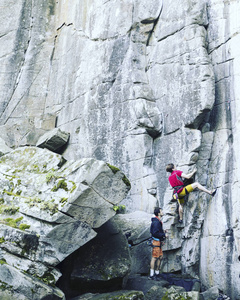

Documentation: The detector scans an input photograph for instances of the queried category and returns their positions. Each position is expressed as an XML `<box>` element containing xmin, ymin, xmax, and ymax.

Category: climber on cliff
<box><xmin>166</xmin><ymin>163</ymin><xmax>217</xmax><ymax>223</ymax></box>
<box><xmin>148</xmin><ymin>207</ymin><xmax>167</xmax><ymax>280</ymax></box>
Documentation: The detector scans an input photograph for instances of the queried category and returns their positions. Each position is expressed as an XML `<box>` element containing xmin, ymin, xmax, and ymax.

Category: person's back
<box><xmin>150</xmin><ymin>217</ymin><xmax>165</xmax><ymax>241</ymax></box>
<box><xmin>168</xmin><ymin>170</ymin><xmax>184</xmax><ymax>192</ymax></box>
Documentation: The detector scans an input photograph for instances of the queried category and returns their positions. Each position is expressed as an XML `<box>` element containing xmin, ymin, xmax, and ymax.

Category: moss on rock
<box><xmin>122</xmin><ymin>175</ymin><xmax>131</xmax><ymax>187</ymax></box>
<box><xmin>107</xmin><ymin>163</ymin><xmax>120</xmax><ymax>174</ymax></box>
<box><xmin>51</xmin><ymin>179</ymin><xmax>68</xmax><ymax>192</ymax></box>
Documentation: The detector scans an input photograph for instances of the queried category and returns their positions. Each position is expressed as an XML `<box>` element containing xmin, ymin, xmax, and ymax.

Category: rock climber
<box><xmin>149</xmin><ymin>207</ymin><xmax>167</xmax><ymax>280</ymax></box>
<box><xmin>166</xmin><ymin>163</ymin><xmax>217</xmax><ymax>223</ymax></box>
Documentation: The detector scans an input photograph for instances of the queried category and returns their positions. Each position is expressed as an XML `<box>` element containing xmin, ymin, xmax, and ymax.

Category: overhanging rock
<box><xmin>36</xmin><ymin>128</ymin><xmax>70</xmax><ymax>153</ymax></box>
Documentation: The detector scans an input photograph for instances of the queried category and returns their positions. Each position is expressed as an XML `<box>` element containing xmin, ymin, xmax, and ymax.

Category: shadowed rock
<box><xmin>36</xmin><ymin>128</ymin><xmax>70</xmax><ymax>153</ymax></box>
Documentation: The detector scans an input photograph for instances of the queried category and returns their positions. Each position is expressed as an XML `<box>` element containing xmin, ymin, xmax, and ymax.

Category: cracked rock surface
<box><xmin>0</xmin><ymin>0</ymin><xmax>240</xmax><ymax>299</ymax></box>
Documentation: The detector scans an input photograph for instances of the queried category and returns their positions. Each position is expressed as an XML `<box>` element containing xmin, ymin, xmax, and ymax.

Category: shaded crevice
<box><xmin>146</xmin><ymin>2</ymin><xmax>163</xmax><ymax>46</ymax></box>
<box><xmin>56</xmin><ymin>22</ymin><xmax>73</xmax><ymax>31</ymax></box>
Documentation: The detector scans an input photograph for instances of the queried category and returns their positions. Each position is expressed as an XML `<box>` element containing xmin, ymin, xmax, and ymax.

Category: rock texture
<box><xmin>0</xmin><ymin>0</ymin><xmax>240</xmax><ymax>299</ymax></box>
<box><xmin>36</xmin><ymin>128</ymin><xmax>70</xmax><ymax>153</ymax></box>
<box><xmin>0</xmin><ymin>146</ymin><xmax>130</xmax><ymax>299</ymax></box>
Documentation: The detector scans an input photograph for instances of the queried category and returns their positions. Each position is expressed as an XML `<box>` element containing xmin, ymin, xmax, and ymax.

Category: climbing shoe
<box><xmin>211</xmin><ymin>189</ymin><xmax>217</xmax><ymax>197</ymax></box>
<box><xmin>178</xmin><ymin>219</ymin><xmax>183</xmax><ymax>224</ymax></box>
<box><xmin>148</xmin><ymin>275</ymin><xmax>157</xmax><ymax>281</ymax></box>
<box><xmin>155</xmin><ymin>274</ymin><xmax>162</xmax><ymax>281</ymax></box>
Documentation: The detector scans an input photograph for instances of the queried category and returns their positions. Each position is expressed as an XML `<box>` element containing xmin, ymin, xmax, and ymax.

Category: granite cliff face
<box><xmin>0</xmin><ymin>0</ymin><xmax>240</xmax><ymax>299</ymax></box>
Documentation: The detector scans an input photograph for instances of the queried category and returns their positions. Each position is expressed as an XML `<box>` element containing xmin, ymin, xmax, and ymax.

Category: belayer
<box><xmin>166</xmin><ymin>163</ymin><xmax>217</xmax><ymax>223</ymax></box>
<box><xmin>149</xmin><ymin>207</ymin><xmax>167</xmax><ymax>280</ymax></box>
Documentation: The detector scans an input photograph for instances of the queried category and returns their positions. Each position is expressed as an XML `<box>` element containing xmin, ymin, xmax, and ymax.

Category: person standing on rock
<box><xmin>149</xmin><ymin>207</ymin><xmax>167</xmax><ymax>280</ymax></box>
<box><xmin>166</xmin><ymin>163</ymin><xmax>217</xmax><ymax>223</ymax></box>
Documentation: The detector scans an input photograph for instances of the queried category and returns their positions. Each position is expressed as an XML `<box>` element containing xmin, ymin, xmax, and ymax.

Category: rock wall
<box><xmin>0</xmin><ymin>0</ymin><xmax>240</xmax><ymax>298</ymax></box>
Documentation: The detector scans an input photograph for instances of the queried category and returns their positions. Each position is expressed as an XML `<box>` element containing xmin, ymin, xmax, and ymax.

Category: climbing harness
<box><xmin>172</xmin><ymin>176</ymin><xmax>193</xmax><ymax>200</ymax></box>
<box><xmin>172</xmin><ymin>185</ymin><xmax>184</xmax><ymax>200</ymax></box>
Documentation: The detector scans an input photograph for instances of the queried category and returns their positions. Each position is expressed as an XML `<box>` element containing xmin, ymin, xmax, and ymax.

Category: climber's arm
<box><xmin>181</xmin><ymin>168</ymin><xmax>197</xmax><ymax>179</ymax></box>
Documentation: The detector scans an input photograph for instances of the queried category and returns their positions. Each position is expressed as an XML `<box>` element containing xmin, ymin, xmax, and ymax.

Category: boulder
<box><xmin>200</xmin><ymin>286</ymin><xmax>219</xmax><ymax>300</ymax></box>
<box><xmin>161</xmin><ymin>286</ymin><xmax>200</xmax><ymax>300</ymax></box>
<box><xmin>113</xmin><ymin>211</ymin><xmax>152</xmax><ymax>275</ymax></box>
<box><xmin>36</xmin><ymin>128</ymin><xmax>70</xmax><ymax>153</ymax></box>
<box><xmin>0</xmin><ymin>146</ymin><xmax>130</xmax><ymax>299</ymax></box>
<box><xmin>125</xmin><ymin>274</ymin><xmax>169</xmax><ymax>295</ymax></box>
<box><xmin>56</xmin><ymin>217</ymin><xmax>132</xmax><ymax>298</ymax></box>
<box><xmin>0</xmin><ymin>263</ymin><xmax>65</xmax><ymax>300</ymax></box>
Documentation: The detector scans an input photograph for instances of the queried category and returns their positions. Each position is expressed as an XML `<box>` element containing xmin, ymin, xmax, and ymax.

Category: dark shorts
<box><xmin>152</xmin><ymin>240</ymin><xmax>163</xmax><ymax>258</ymax></box>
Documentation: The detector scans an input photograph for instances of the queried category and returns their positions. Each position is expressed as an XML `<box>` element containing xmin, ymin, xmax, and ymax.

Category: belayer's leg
<box><xmin>155</xmin><ymin>256</ymin><xmax>162</xmax><ymax>272</ymax></box>
<box><xmin>149</xmin><ymin>257</ymin><xmax>157</xmax><ymax>279</ymax></box>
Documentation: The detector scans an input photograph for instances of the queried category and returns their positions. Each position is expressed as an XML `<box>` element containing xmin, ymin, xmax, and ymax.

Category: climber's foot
<box><xmin>211</xmin><ymin>189</ymin><xmax>217</xmax><ymax>197</ymax></box>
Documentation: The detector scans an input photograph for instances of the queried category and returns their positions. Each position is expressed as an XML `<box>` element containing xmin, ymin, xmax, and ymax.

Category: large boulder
<box><xmin>0</xmin><ymin>146</ymin><xmax>130</xmax><ymax>299</ymax></box>
<box><xmin>0</xmin><ymin>263</ymin><xmax>65</xmax><ymax>300</ymax></box>
<box><xmin>113</xmin><ymin>211</ymin><xmax>152</xmax><ymax>275</ymax></box>
<box><xmin>56</xmin><ymin>216</ymin><xmax>132</xmax><ymax>298</ymax></box>
<box><xmin>36</xmin><ymin>128</ymin><xmax>70</xmax><ymax>153</ymax></box>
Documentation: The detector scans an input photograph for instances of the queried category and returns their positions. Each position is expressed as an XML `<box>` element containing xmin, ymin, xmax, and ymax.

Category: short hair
<box><xmin>166</xmin><ymin>163</ymin><xmax>174</xmax><ymax>173</ymax></box>
<box><xmin>154</xmin><ymin>207</ymin><xmax>162</xmax><ymax>216</ymax></box>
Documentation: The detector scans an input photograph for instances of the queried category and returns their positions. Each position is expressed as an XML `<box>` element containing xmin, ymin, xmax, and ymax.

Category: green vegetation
<box><xmin>1</xmin><ymin>216</ymin><xmax>23</xmax><ymax>228</ymax></box>
<box><xmin>46</xmin><ymin>170</ymin><xmax>58</xmax><ymax>183</ymax></box>
<box><xmin>19</xmin><ymin>224</ymin><xmax>31</xmax><ymax>231</ymax></box>
<box><xmin>0</xmin><ymin>259</ymin><xmax>6</xmax><ymax>265</ymax></box>
<box><xmin>33</xmin><ymin>272</ymin><xmax>56</xmax><ymax>286</ymax></box>
<box><xmin>33</xmin><ymin>165</ymin><xmax>40</xmax><ymax>172</ymax></box>
<box><xmin>2</xmin><ymin>189</ymin><xmax>25</xmax><ymax>199</ymax></box>
<box><xmin>122</xmin><ymin>175</ymin><xmax>131</xmax><ymax>187</ymax></box>
<box><xmin>60</xmin><ymin>197</ymin><xmax>68</xmax><ymax>206</ymax></box>
<box><xmin>0</xmin><ymin>205</ymin><xmax>19</xmax><ymax>215</ymax></box>
<box><xmin>107</xmin><ymin>163</ymin><xmax>120</xmax><ymax>174</ymax></box>
<box><xmin>51</xmin><ymin>179</ymin><xmax>68</xmax><ymax>192</ymax></box>
<box><xmin>0</xmin><ymin>216</ymin><xmax>30</xmax><ymax>231</ymax></box>
<box><xmin>24</xmin><ymin>196</ymin><xmax>59</xmax><ymax>215</ymax></box>
<box><xmin>113</xmin><ymin>205</ymin><xmax>126</xmax><ymax>214</ymax></box>
<box><xmin>69</xmin><ymin>180</ymin><xmax>76</xmax><ymax>193</ymax></box>
<box><xmin>0</xmin><ymin>198</ymin><xmax>4</xmax><ymax>205</ymax></box>
<box><xmin>162</xmin><ymin>291</ymin><xmax>192</xmax><ymax>300</ymax></box>
<box><xmin>24</xmin><ymin>197</ymin><xmax>42</xmax><ymax>208</ymax></box>
<box><xmin>0</xmin><ymin>280</ymin><xmax>8</xmax><ymax>291</ymax></box>
<box><xmin>40</xmin><ymin>201</ymin><xmax>58</xmax><ymax>215</ymax></box>
<box><xmin>0</xmin><ymin>237</ymin><xmax>5</xmax><ymax>243</ymax></box>
<box><xmin>107</xmin><ymin>163</ymin><xmax>131</xmax><ymax>187</ymax></box>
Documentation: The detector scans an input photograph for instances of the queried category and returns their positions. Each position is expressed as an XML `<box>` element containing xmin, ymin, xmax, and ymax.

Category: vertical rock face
<box><xmin>0</xmin><ymin>0</ymin><xmax>240</xmax><ymax>299</ymax></box>
<box><xmin>199</xmin><ymin>1</ymin><xmax>240</xmax><ymax>299</ymax></box>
